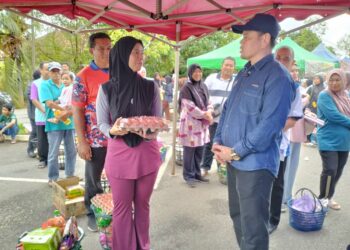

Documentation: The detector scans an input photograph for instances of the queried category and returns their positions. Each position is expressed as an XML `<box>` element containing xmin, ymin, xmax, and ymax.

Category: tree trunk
<box><xmin>15</xmin><ymin>56</ymin><xmax>25</xmax><ymax>107</ymax></box>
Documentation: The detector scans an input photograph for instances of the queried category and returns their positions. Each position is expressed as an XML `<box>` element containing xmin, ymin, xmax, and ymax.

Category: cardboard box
<box><xmin>52</xmin><ymin>177</ymin><xmax>87</xmax><ymax>218</ymax></box>
<box><xmin>20</xmin><ymin>227</ymin><xmax>61</xmax><ymax>250</ymax></box>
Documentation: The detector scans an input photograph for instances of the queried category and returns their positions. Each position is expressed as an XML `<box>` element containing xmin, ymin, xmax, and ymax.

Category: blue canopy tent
<box><xmin>312</xmin><ymin>43</ymin><xmax>340</xmax><ymax>67</ymax></box>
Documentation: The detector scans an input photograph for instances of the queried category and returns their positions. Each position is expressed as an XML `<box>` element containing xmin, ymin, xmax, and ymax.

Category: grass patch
<box><xmin>17</xmin><ymin>123</ymin><xmax>28</xmax><ymax>135</ymax></box>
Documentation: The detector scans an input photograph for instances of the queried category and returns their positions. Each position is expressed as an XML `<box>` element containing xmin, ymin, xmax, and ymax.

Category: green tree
<box><xmin>22</xmin><ymin>14</ymin><xmax>99</xmax><ymax>72</ymax></box>
<box><xmin>305</xmin><ymin>17</ymin><xmax>327</xmax><ymax>37</ymax></box>
<box><xmin>109</xmin><ymin>30</ymin><xmax>175</xmax><ymax>77</ymax></box>
<box><xmin>326</xmin><ymin>45</ymin><xmax>336</xmax><ymax>55</ymax></box>
<box><xmin>337</xmin><ymin>34</ymin><xmax>350</xmax><ymax>56</ymax></box>
<box><xmin>290</xmin><ymin>29</ymin><xmax>321</xmax><ymax>51</ymax></box>
<box><xmin>288</xmin><ymin>16</ymin><xmax>327</xmax><ymax>52</ymax></box>
<box><xmin>0</xmin><ymin>10</ymin><xmax>30</xmax><ymax>107</ymax></box>
<box><xmin>180</xmin><ymin>31</ymin><xmax>240</xmax><ymax>75</ymax></box>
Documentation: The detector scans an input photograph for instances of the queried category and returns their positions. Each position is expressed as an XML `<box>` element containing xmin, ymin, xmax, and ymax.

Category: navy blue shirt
<box><xmin>214</xmin><ymin>54</ymin><xmax>295</xmax><ymax>177</ymax></box>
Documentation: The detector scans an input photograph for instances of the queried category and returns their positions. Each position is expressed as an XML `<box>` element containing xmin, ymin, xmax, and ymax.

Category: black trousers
<box><xmin>85</xmin><ymin>147</ymin><xmax>107</xmax><ymax>215</ymax></box>
<box><xmin>269</xmin><ymin>158</ymin><xmax>287</xmax><ymax>227</ymax></box>
<box><xmin>227</xmin><ymin>165</ymin><xmax>274</xmax><ymax>250</ymax></box>
<box><xmin>183</xmin><ymin>146</ymin><xmax>204</xmax><ymax>181</ymax></box>
<box><xmin>36</xmin><ymin>125</ymin><xmax>48</xmax><ymax>164</ymax></box>
<box><xmin>201</xmin><ymin>122</ymin><xmax>218</xmax><ymax>170</ymax></box>
<box><xmin>27</xmin><ymin>118</ymin><xmax>37</xmax><ymax>153</ymax></box>
<box><xmin>319</xmin><ymin>151</ymin><xmax>348</xmax><ymax>199</ymax></box>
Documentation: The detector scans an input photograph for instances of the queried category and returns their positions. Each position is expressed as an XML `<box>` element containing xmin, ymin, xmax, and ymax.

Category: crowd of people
<box><xmin>1</xmin><ymin>11</ymin><xmax>350</xmax><ymax>250</ymax></box>
<box><xmin>178</xmin><ymin>13</ymin><xmax>350</xmax><ymax>250</ymax></box>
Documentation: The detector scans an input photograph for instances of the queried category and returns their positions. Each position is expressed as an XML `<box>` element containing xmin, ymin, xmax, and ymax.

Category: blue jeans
<box><xmin>0</xmin><ymin>123</ymin><xmax>19</xmax><ymax>139</ymax></box>
<box><xmin>283</xmin><ymin>142</ymin><xmax>301</xmax><ymax>204</ymax></box>
<box><xmin>47</xmin><ymin>130</ymin><xmax>76</xmax><ymax>181</ymax></box>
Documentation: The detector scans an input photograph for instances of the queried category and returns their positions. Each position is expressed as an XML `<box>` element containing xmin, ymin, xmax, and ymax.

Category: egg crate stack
<box><xmin>119</xmin><ymin>116</ymin><xmax>169</xmax><ymax>134</ymax></box>
<box><xmin>91</xmin><ymin>193</ymin><xmax>114</xmax><ymax>250</ymax></box>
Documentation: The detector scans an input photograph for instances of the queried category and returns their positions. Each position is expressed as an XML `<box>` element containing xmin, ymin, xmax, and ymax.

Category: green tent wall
<box><xmin>187</xmin><ymin>37</ymin><xmax>335</xmax><ymax>73</ymax></box>
<box><xmin>187</xmin><ymin>38</ymin><xmax>247</xmax><ymax>71</ymax></box>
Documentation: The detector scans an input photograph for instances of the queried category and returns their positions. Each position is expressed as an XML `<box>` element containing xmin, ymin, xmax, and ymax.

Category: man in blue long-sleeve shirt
<box><xmin>212</xmin><ymin>14</ymin><xmax>295</xmax><ymax>250</ymax></box>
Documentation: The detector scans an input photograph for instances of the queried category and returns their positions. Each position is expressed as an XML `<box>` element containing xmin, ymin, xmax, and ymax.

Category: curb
<box><xmin>154</xmin><ymin>146</ymin><xmax>172</xmax><ymax>190</ymax></box>
<box><xmin>3</xmin><ymin>134</ymin><xmax>29</xmax><ymax>142</ymax></box>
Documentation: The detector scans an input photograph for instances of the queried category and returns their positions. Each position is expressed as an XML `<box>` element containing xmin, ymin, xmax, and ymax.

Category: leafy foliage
<box><xmin>109</xmin><ymin>30</ymin><xmax>175</xmax><ymax>77</ymax></box>
<box><xmin>289</xmin><ymin>29</ymin><xmax>321</xmax><ymax>52</ymax></box>
<box><xmin>337</xmin><ymin>34</ymin><xmax>350</xmax><ymax>56</ymax></box>
<box><xmin>180</xmin><ymin>31</ymin><xmax>240</xmax><ymax>76</ymax></box>
<box><xmin>305</xmin><ymin>16</ymin><xmax>327</xmax><ymax>36</ymax></box>
<box><xmin>22</xmin><ymin>14</ymin><xmax>97</xmax><ymax>72</ymax></box>
<box><xmin>0</xmin><ymin>11</ymin><xmax>30</xmax><ymax>107</ymax></box>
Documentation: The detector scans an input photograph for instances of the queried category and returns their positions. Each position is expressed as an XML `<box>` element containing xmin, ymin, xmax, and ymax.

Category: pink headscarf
<box><xmin>345</xmin><ymin>71</ymin><xmax>350</xmax><ymax>90</ymax></box>
<box><xmin>326</xmin><ymin>69</ymin><xmax>350</xmax><ymax>117</ymax></box>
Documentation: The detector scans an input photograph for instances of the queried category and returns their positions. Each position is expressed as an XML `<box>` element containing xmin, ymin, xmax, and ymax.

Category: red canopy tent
<box><xmin>1</xmin><ymin>0</ymin><xmax>349</xmax><ymax>171</ymax></box>
<box><xmin>1</xmin><ymin>0</ymin><xmax>350</xmax><ymax>41</ymax></box>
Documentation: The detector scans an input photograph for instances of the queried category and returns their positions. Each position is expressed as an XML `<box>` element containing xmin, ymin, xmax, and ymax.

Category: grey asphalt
<box><xmin>1</xmin><ymin>110</ymin><xmax>349</xmax><ymax>249</ymax></box>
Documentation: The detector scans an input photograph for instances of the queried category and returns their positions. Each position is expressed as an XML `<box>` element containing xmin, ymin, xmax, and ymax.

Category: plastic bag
<box><xmin>292</xmin><ymin>192</ymin><xmax>324</xmax><ymax>212</ymax></box>
<box><xmin>292</xmin><ymin>194</ymin><xmax>315</xmax><ymax>212</ymax></box>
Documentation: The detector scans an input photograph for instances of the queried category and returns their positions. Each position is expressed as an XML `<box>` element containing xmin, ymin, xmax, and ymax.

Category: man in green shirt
<box><xmin>38</xmin><ymin>62</ymin><xmax>76</xmax><ymax>186</ymax></box>
<box><xmin>0</xmin><ymin>103</ymin><xmax>18</xmax><ymax>143</ymax></box>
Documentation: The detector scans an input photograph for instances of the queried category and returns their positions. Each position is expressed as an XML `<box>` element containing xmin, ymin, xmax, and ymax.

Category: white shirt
<box><xmin>204</xmin><ymin>73</ymin><xmax>235</xmax><ymax>123</ymax></box>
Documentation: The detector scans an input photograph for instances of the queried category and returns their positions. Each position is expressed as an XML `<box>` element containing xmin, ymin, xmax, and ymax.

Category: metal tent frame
<box><xmin>1</xmin><ymin>0</ymin><xmax>349</xmax><ymax>173</ymax></box>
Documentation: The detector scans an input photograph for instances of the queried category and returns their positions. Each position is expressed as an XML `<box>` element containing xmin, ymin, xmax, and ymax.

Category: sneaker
<box><xmin>87</xmin><ymin>215</ymin><xmax>98</xmax><ymax>232</ymax></box>
<box><xmin>28</xmin><ymin>151</ymin><xmax>36</xmax><ymax>158</ymax></box>
<box><xmin>185</xmin><ymin>180</ymin><xmax>196</xmax><ymax>188</ymax></box>
<box><xmin>11</xmin><ymin>139</ymin><xmax>16</xmax><ymax>144</ymax></box>
<box><xmin>38</xmin><ymin>162</ymin><xmax>47</xmax><ymax>169</ymax></box>
<box><xmin>268</xmin><ymin>224</ymin><xmax>278</xmax><ymax>234</ymax></box>
<box><xmin>281</xmin><ymin>204</ymin><xmax>287</xmax><ymax>213</ymax></box>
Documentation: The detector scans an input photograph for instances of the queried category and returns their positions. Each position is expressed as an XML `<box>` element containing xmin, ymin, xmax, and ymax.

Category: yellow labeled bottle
<box><xmin>53</xmin><ymin>109</ymin><xmax>71</xmax><ymax>125</ymax></box>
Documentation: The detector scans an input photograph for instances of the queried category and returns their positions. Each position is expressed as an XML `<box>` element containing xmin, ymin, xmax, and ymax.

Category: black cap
<box><xmin>232</xmin><ymin>13</ymin><xmax>280</xmax><ymax>38</ymax></box>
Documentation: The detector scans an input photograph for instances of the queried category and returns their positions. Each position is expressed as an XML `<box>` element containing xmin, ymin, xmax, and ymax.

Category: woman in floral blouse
<box><xmin>178</xmin><ymin>64</ymin><xmax>213</xmax><ymax>187</ymax></box>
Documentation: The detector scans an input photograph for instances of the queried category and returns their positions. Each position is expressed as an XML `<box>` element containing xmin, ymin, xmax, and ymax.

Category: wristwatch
<box><xmin>230</xmin><ymin>148</ymin><xmax>241</xmax><ymax>161</ymax></box>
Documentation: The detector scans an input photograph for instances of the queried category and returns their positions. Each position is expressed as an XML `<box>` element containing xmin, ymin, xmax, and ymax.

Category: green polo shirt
<box><xmin>38</xmin><ymin>79</ymin><xmax>74</xmax><ymax>132</ymax></box>
<box><xmin>0</xmin><ymin>113</ymin><xmax>16</xmax><ymax>124</ymax></box>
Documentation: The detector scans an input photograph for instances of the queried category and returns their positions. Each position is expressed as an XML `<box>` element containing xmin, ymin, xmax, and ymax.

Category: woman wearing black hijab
<box><xmin>178</xmin><ymin>64</ymin><xmax>213</xmax><ymax>187</ymax></box>
<box><xmin>307</xmin><ymin>74</ymin><xmax>325</xmax><ymax>114</ymax></box>
<box><xmin>306</xmin><ymin>74</ymin><xmax>325</xmax><ymax>143</ymax></box>
<box><xmin>96</xmin><ymin>36</ymin><xmax>161</xmax><ymax>250</ymax></box>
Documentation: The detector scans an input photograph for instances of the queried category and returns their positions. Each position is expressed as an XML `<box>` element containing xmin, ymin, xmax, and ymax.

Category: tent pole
<box><xmin>31</xmin><ymin>19</ymin><xmax>35</xmax><ymax>72</ymax></box>
<box><xmin>171</xmin><ymin>22</ymin><xmax>181</xmax><ymax>175</ymax></box>
<box><xmin>4</xmin><ymin>8</ymin><xmax>74</xmax><ymax>33</ymax></box>
<box><xmin>281</xmin><ymin>10</ymin><xmax>349</xmax><ymax>36</ymax></box>
<box><xmin>73</xmin><ymin>0</ymin><xmax>120</xmax><ymax>34</ymax></box>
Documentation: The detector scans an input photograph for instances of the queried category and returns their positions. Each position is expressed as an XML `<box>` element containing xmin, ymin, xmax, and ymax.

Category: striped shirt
<box><xmin>204</xmin><ymin>73</ymin><xmax>235</xmax><ymax>123</ymax></box>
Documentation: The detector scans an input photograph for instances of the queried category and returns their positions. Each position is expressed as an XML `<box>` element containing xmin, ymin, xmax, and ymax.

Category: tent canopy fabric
<box><xmin>274</xmin><ymin>37</ymin><xmax>336</xmax><ymax>70</ymax></box>
<box><xmin>188</xmin><ymin>36</ymin><xmax>337</xmax><ymax>71</ymax></box>
<box><xmin>1</xmin><ymin>1</ymin><xmax>350</xmax><ymax>42</ymax></box>
<box><xmin>312</xmin><ymin>43</ymin><xmax>340</xmax><ymax>62</ymax></box>
<box><xmin>187</xmin><ymin>37</ymin><xmax>247</xmax><ymax>70</ymax></box>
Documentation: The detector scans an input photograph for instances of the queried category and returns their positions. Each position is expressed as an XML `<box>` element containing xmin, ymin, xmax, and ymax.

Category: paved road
<box><xmin>1</xmin><ymin>109</ymin><xmax>349</xmax><ymax>249</ymax></box>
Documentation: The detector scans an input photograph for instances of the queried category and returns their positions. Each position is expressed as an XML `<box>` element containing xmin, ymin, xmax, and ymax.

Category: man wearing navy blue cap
<box><xmin>212</xmin><ymin>13</ymin><xmax>295</xmax><ymax>250</ymax></box>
